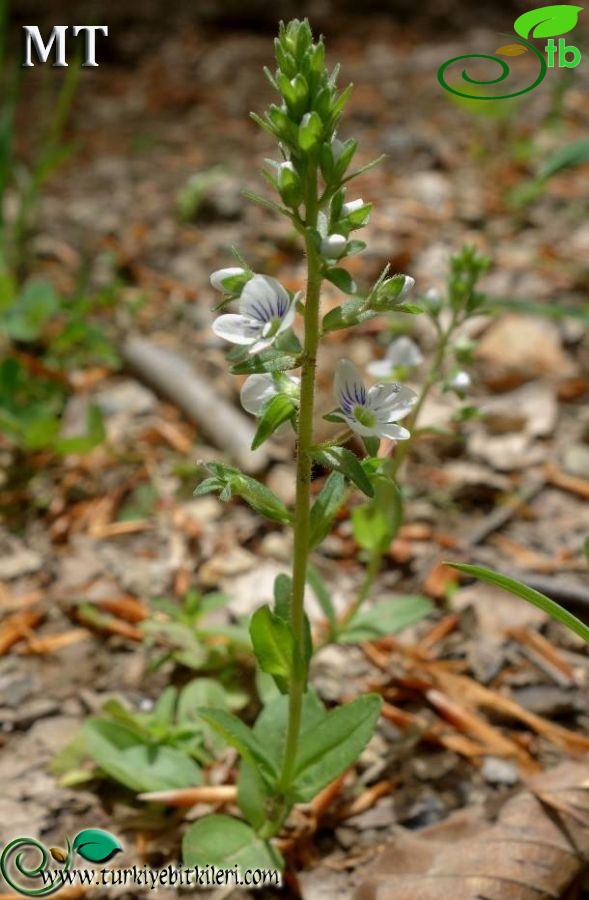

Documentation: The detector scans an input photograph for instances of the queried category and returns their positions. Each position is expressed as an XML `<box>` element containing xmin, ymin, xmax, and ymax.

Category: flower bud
<box><xmin>320</xmin><ymin>233</ymin><xmax>347</xmax><ymax>259</ymax></box>
<box><xmin>210</xmin><ymin>267</ymin><xmax>249</xmax><ymax>292</ymax></box>
<box><xmin>446</xmin><ymin>370</ymin><xmax>472</xmax><ymax>395</ymax></box>
<box><xmin>341</xmin><ymin>198</ymin><xmax>364</xmax><ymax>216</ymax></box>
<box><xmin>423</xmin><ymin>287</ymin><xmax>442</xmax><ymax>315</ymax></box>
<box><xmin>278</xmin><ymin>161</ymin><xmax>303</xmax><ymax>206</ymax></box>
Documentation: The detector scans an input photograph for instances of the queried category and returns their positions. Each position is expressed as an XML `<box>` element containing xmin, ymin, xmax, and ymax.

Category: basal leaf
<box><xmin>83</xmin><ymin>718</ymin><xmax>202</xmax><ymax>793</ymax></box>
<box><xmin>182</xmin><ymin>815</ymin><xmax>283</xmax><ymax>872</ymax></box>
<box><xmin>340</xmin><ymin>595</ymin><xmax>433</xmax><ymax>643</ymax></box>
<box><xmin>198</xmin><ymin>708</ymin><xmax>278</xmax><ymax>783</ymax></box>
<box><xmin>293</xmin><ymin>694</ymin><xmax>381</xmax><ymax>801</ymax></box>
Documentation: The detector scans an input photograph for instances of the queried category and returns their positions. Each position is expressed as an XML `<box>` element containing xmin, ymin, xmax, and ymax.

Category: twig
<box><xmin>466</xmin><ymin>475</ymin><xmax>546</xmax><ymax>547</ymax></box>
<box><xmin>121</xmin><ymin>335</ymin><xmax>269</xmax><ymax>474</ymax></box>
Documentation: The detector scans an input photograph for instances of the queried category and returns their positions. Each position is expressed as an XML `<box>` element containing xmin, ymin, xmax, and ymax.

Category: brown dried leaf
<box><xmin>355</xmin><ymin>762</ymin><xmax>589</xmax><ymax>900</ymax></box>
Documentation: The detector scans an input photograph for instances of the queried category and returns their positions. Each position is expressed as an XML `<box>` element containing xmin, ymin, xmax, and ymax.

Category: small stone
<box><xmin>481</xmin><ymin>756</ymin><xmax>519</xmax><ymax>786</ymax></box>
<box><xmin>412</xmin><ymin>752</ymin><xmax>458</xmax><ymax>781</ymax></box>
<box><xmin>95</xmin><ymin>380</ymin><xmax>157</xmax><ymax>417</ymax></box>
<box><xmin>563</xmin><ymin>444</ymin><xmax>589</xmax><ymax>479</ymax></box>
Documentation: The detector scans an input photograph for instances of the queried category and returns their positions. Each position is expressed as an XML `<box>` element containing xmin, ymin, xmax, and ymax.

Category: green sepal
<box><xmin>251</xmin><ymin>393</ymin><xmax>297</xmax><ymax>450</ymax></box>
<box><xmin>312</xmin><ymin>445</ymin><xmax>374</xmax><ymax>497</ymax></box>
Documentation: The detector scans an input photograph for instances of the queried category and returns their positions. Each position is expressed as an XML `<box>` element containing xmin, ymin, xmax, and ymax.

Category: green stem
<box><xmin>389</xmin><ymin>315</ymin><xmax>456</xmax><ymax>480</ymax></box>
<box><xmin>338</xmin><ymin>547</ymin><xmax>381</xmax><ymax>630</ymax></box>
<box><xmin>337</xmin><ymin>314</ymin><xmax>459</xmax><ymax>633</ymax></box>
<box><xmin>276</xmin><ymin>174</ymin><xmax>322</xmax><ymax>797</ymax></box>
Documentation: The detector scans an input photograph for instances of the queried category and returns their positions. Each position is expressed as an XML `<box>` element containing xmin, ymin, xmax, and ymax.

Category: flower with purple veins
<box><xmin>334</xmin><ymin>359</ymin><xmax>417</xmax><ymax>441</ymax></box>
<box><xmin>212</xmin><ymin>274</ymin><xmax>296</xmax><ymax>355</ymax></box>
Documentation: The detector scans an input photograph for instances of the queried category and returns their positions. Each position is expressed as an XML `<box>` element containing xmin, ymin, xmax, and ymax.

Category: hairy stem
<box><xmin>276</xmin><ymin>174</ymin><xmax>321</xmax><ymax>798</ymax></box>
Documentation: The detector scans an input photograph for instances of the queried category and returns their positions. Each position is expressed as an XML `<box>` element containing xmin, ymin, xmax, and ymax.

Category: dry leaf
<box><xmin>355</xmin><ymin>762</ymin><xmax>589</xmax><ymax>900</ymax></box>
<box><xmin>496</xmin><ymin>43</ymin><xmax>528</xmax><ymax>55</ymax></box>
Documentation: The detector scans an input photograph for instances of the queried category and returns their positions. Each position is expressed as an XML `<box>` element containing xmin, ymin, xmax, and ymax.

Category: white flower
<box><xmin>367</xmin><ymin>337</ymin><xmax>423</xmax><ymax>378</ymax></box>
<box><xmin>212</xmin><ymin>274</ymin><xmax>296</xmax><ymax>355</ymax></box>
<box><xmin>334</xmin><ymin>359</ymin><xmax>417</xmax><ymax>441</ymax></box>
<box><xmin>210</xmin><ymin>267</ymin><xmax>247</xmax><ymax>291</ymax></box>
<box><xmin>341</xmin><ymin>198</ymin><xmax>364</xmax><ymax>216</ymax></box>
<box><xmin>240</xmin><ymin>373</ymin><xmax>300</xmax><ymax>416</ymax></box>
<box><xmin>321</xmin><ymin>234</ymin><xmax>347</xmax><ymax>259</ymax></box>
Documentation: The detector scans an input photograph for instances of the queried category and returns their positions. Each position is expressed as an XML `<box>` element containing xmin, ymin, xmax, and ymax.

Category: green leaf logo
<box><xmin>514</xmin><ymin>5</ymin><xmax>583</xmax><ymax>39</ymax></box>
<box><xmin>72</xmin><ymin>829</ymin><xmax>123</xmax><ymax>864</ymax></box>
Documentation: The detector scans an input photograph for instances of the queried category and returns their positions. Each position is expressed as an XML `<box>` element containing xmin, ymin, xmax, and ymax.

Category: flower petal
<box><xmin>212</xmin><ymin>314</ymin><xmax>261</xmax><ymax>345</ymax></box>
<box><xmin>240</xmin><ymin>374</ymin><xmax>276</xmax><ymax>415</ymax></box>
<box><xmin>367</xmin><ymin>383</ymin><xmax>417</xmax><ymax>421</ymax></box>
<box><xmin>377</xmin><ymin>423</ymin><xmax>411</xmax><ymax>441</ymax></box>
<box><xmin>240</xmin><ymin>275</ymin><xmax>291</xmax><ymax>323</ymax></box>
<box><xmin>334</xmin><ymin>359</ymin><xmax>367</xmax><ymax>415</ymax></box>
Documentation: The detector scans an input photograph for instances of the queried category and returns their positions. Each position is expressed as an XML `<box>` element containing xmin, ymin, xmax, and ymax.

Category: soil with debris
<box><xmin>2</xmin><ymin>11</ymin><xmax>589</xmax><ymax>900</ymax></box>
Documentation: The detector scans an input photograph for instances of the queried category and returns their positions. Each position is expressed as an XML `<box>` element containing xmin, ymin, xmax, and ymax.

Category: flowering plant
<box><xmin>183</xmin><ymin>20</ymin><xmax>487</xmax><ymax>870</ymax></box>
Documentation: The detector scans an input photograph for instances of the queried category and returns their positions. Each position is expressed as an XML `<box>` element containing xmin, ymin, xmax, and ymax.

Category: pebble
<box><xmin>481</xmin><ymin>756</ymin><xmax>520</xmax><ymax>786</ymax></box>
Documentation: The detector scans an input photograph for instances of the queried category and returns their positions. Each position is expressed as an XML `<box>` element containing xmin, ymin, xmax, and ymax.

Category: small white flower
<box><xmin>331</xmin><ymin>138</ymin><xmax>345</xmax><ymax>162</ymax></box>
<box><xmin>341</xmin><ymin>198</ymin><xmax>364</xmax><ymax>216</ymax></box>
<box><xmin>334</xmin><ymin>359</ymin><xmax>417</xmax><ymax>441</ymax></box>
<box><xmin>212</xmin><ymin>274</ymin><xmax>296</xmax><ymax>355</ymax></box>
<box><xmin>210</xmin><ymin>267</ymin><xmax>247</xmax><ymax>291</ymax></box>
<box><xmin>320</xmin><ymin>234</ymin><xmax>347</xmax><ymax>259</ymax></box>
<box><xmin>367</xmin><ymin>337</ymin><xmax>423</xmax><ymax>378</ymax></box>
<box><xmin>447</xmin><ymin>370</ymin><xmax>472</xmax><ymax>392</ymax></box>
<box><xmin>240</xmin><ymin>373</ymin><xmax>300</xmax><ymax>416</ymax></box>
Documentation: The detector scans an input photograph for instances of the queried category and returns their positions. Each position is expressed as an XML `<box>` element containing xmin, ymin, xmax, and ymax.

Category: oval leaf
<box><xmin>514</xmin><ymin>5</ymin><xmax>583</xmax><ymax>39</ymax></box>
<box><xmin>183</xmin><ymin>815</ymin><xmax>282</xmax><ymax>873</ymax></box>
<box><xmin>496</xmin><ymin>43</ymin><xmax>528</xmax><ymax>55</ymax></box>
<box><xmin>73</xmin><ymin>829</ymin><xmax>122</xmax><ymax>864</ymax></box>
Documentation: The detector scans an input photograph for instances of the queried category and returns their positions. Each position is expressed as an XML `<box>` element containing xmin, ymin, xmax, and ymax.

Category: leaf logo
<box><xmin>72</xmin><ymin>829</ymin><xmax>123</xmax><ymax>864</ymax></box>
<box><xmin>514</xmin><ymin>4</ymin><xmax>583</xmax><ymax>39</ymax></box>
<box><xmin>496</xmin><ymin>43</ymin><xmax>528</xmax><ymax>55</ymax></box>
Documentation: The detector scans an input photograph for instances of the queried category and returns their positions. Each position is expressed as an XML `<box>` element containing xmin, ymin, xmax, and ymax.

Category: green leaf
<box><xmin>249</xmin><ymin>605</ymin><xmax>294</xmax><ymax>694</ymax></box>
<box><xmin>253</xmin><ymin>690</ymin><xmax>327</xmax><ymax>772</ymax></box>
<box><xmin>313</xmin><ymin>446</ymin><xmax>374</xmax><ymax>497</ymax></box>
<box><xmin>351</xmin><ymin>476</ymin><xmax>403</xmax><ymax>553</ymax></box>
<box><xmin>340</xmin><ymin>596</ymin><xmax>433</xmax><ymax>643</ymax></box>
<box><xmin>73</xmin><ymin>829</ymin><xmax>122</xmax><ymax>864</ymax></box>
<box><xmin>514</xmin><ymin>5</ymin><xmax>582</xmax><ymax>39</ymax></box>
<box><xmin>324</xmin><ymin>266</ymin><xmax>357</xmax><ymax>295</ymax></box>
<box><xmin>322</xmin><ymin>299</ymin><xmax>373</xmax><ymax>333</ymax></box>
<box><xmin>448</xmin><ymin>563</ymin><xmax>589</xmax><ymax>645</ymax></box>
<box><xmin>309</xmin><ymin>472</ymin><xmax>347</xmax><ymax>549</ymax></box>
<box><xmin>273</xmin><ymin>573</ymin><xmax>292</xmax><ymax>621</ymax></box>
<box><xmin>83</xmin><ymin>718</ymin><xmax>202</xmax><ymax>793</ymax></box>
<box><xmin>293</xmin><ymin>694</ymin><xmax>381</xmax><ymax>801</ymax></box>
<box><xmin>584</xmin><ymin>536</ymin><xmax>589</xmax><ymax>566</ymax></box>
<box><xmin>238</xmin><ymin>761</ymin><xmax>272</xmax><ymax>831</ymax></box>
<box><xmin>306</xmin><ymin>564</ymin><xmax>337</xmax><ymax>635</ymax></box>
<box><xmin>195</xmin><ymin>463</ymin><xmax>292</xmax><ymax>525</ymax></box>
<box><xmin>183</xmin><ymin>816</ymin><xmax>282</xmax><ymax>872</ymax></box>
<box><xmin>251</xmin><ymin>393</ymin><xmax>296</xmax><ymax>450</ymax></box>
<box><xmin>198</xmin><ymin>708</ymin><xmax>278</xmax><ymax>783</ymax></box>
<box><xmin>231</xmin><ymin>350</ymin><xmax>301</xmax><ymax>375</ymax></box>
<box><xmin>538</xmin><ymin>137</ymin><xmax>589</xmax><ymax>180</ymax></box>
<box><xmin>2</xmin><ymin>279</ymin><xmax>59</xmax><ymax>341</ymax></box>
